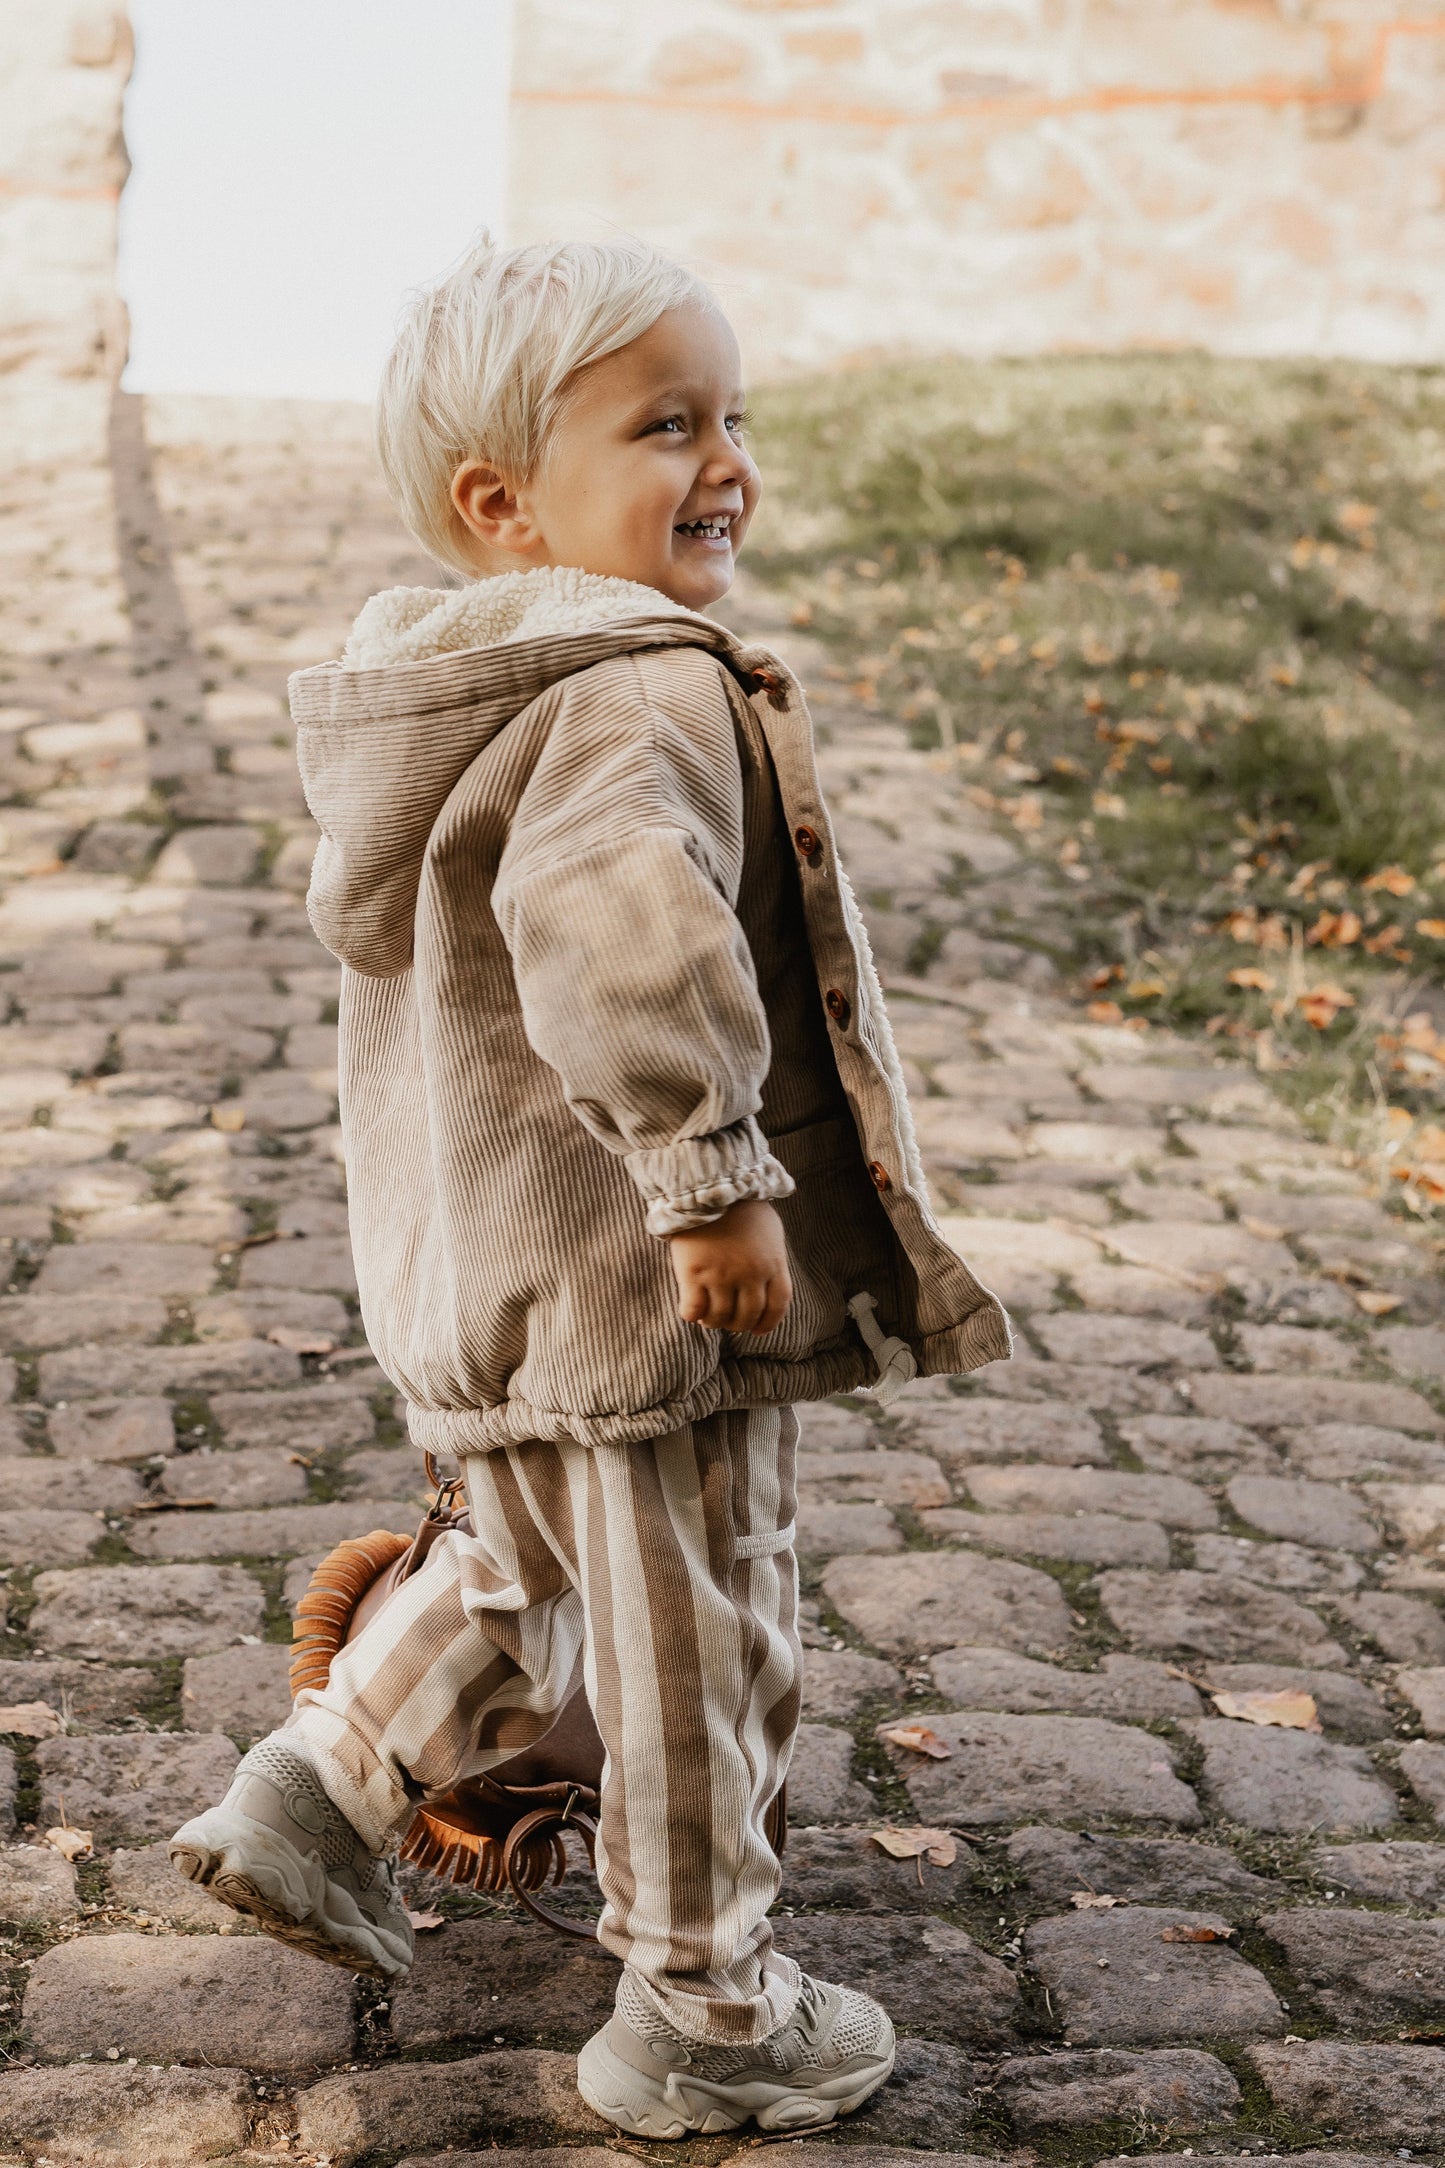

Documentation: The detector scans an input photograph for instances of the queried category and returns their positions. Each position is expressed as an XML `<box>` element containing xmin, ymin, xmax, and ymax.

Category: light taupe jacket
<box><xmin>290</xmin><ymin>567</ymin><xmax>1008</xmax><ymax>1455</ymax></box>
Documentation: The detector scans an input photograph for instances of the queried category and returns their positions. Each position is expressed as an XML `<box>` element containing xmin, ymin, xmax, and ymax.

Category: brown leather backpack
<box><xmin>290</xmin><ymin>1458</ymin><xmax>786</xmax><ymax>1938</ymax></box>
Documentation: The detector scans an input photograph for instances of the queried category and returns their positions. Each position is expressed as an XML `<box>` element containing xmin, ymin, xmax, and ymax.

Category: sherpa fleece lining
<box><xmin>344</xmin><ymin>566</ymin><xmax>691</xmax><ymax>670</ymax></box>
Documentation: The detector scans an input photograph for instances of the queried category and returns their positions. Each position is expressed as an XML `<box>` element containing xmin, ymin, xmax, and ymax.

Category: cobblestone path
<box><xmin>3</xmin><ymin>397</ymin><xmax>1445</xmax><ymax>2168</ymax></box>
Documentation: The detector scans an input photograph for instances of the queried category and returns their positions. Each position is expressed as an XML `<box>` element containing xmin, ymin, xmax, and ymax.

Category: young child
<box><xmin>170</xmin><ymin>236</ymin><xmax>1008</xmax><ymax>2138</ymax></box>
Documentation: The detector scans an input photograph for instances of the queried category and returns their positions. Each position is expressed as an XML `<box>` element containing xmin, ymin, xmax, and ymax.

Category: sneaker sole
<box><xmin>169</xmin><ymin>1808</ymin><xmax>412</xmax><ymax>1982</ymax></box>
<box><xmin>576</xmin><ymin>2029</ymin><xmax>896</xmax><ymax>2139</ymax></box>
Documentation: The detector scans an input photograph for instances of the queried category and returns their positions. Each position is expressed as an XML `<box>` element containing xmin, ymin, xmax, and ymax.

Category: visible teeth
<box><xmin>680</xmin><ymin>516</ymin><xmax>731</xmax><ymax>537</ymax></box>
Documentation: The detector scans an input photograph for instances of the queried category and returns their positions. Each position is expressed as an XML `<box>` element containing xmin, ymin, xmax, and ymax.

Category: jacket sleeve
<box><xmin>491</xmin><ymin>648</ymin><xmax>795</xmax><ymax>1236</ymax></box>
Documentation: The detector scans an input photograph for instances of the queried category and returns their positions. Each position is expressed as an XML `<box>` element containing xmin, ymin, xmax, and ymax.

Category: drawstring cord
<box><xmin>847</xmin><ymin>1291</ymin><xmax>918</xmax><ymax>1407</ymax></box>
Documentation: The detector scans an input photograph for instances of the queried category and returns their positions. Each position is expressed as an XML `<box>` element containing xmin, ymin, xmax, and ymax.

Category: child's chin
<box><xmin>671</xmin><ymin>560</ymin><xmax>734</xmax><ymax>607</ymax></box>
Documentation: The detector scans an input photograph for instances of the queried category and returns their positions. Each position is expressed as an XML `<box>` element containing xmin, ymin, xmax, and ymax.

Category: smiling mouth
<box><xmin>675</xmin><ymin>513</ymin><xmax>736</xmax><ymax>540</ymax></box>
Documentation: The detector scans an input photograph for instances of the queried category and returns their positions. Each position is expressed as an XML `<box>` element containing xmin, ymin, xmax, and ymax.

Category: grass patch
<box><xmin>746</xmin><ymin>353</ymin><xmax>1445</xmax><ymax>1186</ymax></box>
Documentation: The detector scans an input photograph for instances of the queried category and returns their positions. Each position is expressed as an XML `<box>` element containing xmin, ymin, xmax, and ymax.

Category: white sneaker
<box><xmin>168</xmin><ymin>1735</ymin><xmax>413</xmax><ymax>1981</ymax></box>
<box><xmin>577</xmin><ymin>1967</ymin><xmax>895</xmax><ymax>2137</ymax></box>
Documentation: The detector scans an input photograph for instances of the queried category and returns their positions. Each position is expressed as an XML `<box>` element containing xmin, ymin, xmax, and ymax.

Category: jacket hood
<box><xmin>288</xmin><ymin>567</ymin><xmax>737</xmax><ymax>977</ymax></box>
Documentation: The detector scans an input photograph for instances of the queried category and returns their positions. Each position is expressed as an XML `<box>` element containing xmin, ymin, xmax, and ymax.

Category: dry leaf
<box><xmin>1086</xmin><ymin>999</ymin><xmax>1123</xmax><ymax>1024</ymax></box>
<box><xmin>1307</xmin><ymin>909</ymin><xmax>1362</xmax><ymax>949</ymax></box>
<box><xmin>209</xmin><ymin>1103</ymin><xmax>246</xmax><ymax>1133</ymax></box>
<box><xmin>1416</xmin><ymin>920</ymin><xmax>1445</xmax><ymax>939</ymax></box>
<box><xmin>44</xmin><ymin>1825</ymin><xmax>93</xmax><ymax>1862</ymax></box>
<box><xmin>1296</xmin><ymin>983</ymin><xmax>1355</xmax><ymax>1029</ymax></box>
<box><xmin>1070</xmin><ymin>1891</ymin><xmax>1123</xmax><ymax>1910</ymax></box>
<box><xmin>877</xmin><ymin>1722</ymin><xmax>953</xmax><ymax>1760</ymax></box>
<box><xmin>1337</xmin><ymin>499</ymin><xmax>1379</xmax><ymax>538</ymax></box>
<box><xmin>1229</xmin><ymin>967</ymin><xmax>1274</xmax><ymax>991</ymax></box>
<box><xmin>1356</xmin><ymin>1289</ymin><xmax>1402</xmax><ymax>1317</ymax></box>
<box><xmin>0</xmin><ymin>1701</ymin><xmax>60</xmax><ymax>1738</ymax></box>
<box><xmin>871</xmin><ymin>1826</ymin><xmax>958</xmax><ymax>1868</ymax></box>
<box><xmin>1241</xmin><ymin>1215</ymin><xmax>1286</xmax><ymax>1242</ymax></box>
<box><xmin>1209</xmin><ymin>1687</ymin><xmax>1322</xmax><ymax>1733</ymax></box>
<box><xmin>1363</xmin><ymin>864</ymin><xmax>1414</xmax><ymax>895</ymax></box>
<box><xmin>1161</xmin><ymin>1924</ymin><xmax>1234</xmax><ymax>1943</ymax></box>
<box><xmin>267</xmin><ymin>1327</ymin><xmax>336</xmax><ymax>1355</ymax></box>
<box><xmin>406</xmin><ymin>1909</ymin><xmax>446</xmax><ymax>1931</ymax></box>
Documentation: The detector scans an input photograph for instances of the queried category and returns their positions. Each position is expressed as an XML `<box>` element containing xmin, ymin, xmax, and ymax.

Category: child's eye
<box><xmin>728</xmin><ymin>411</ymin><xmax>751</xmax><ymax>435</ymax></box>
<box><xmin>648</xmin><ymin>416</ymin><xmax>687</xmax><ymax>435</ymax></box>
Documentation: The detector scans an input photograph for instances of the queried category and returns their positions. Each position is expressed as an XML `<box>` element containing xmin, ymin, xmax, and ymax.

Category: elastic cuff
<box><xmin>626</xmin><ymin>1117</ymin><xmax>796</xmax><ymax>1237</ymax></box>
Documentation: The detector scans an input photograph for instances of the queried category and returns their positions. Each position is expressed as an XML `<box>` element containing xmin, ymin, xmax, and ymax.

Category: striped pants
<box><xmin>287</xmin><ymin>1406</ymin><xmax>803</xmax><ymax>2044</ymax></box>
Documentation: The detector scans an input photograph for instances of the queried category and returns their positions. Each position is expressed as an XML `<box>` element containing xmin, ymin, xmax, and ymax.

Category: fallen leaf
<box><xmin>0</xmin><ymin>1701</ymin><xmax>60</xmax><ymax>1738</ymax></box>
<box><xmin>406</xmin><ymin>1909</ymin><xmax>446</xmax><ymax>1931</ymax></box>
<box><xmin>1296</xmin><ymin>984</ymin><xmax>1355</xmax><ymax>1029</ymax></box>
<box><xmin>1337</xmin><ymin>499</ymin><xmax>1379</xmax><ymax>538</ymax></box>
<box><xmin>877</xmin><ymin>1722</ymin><xmax>953</xmax><ymax>1760</ymax></box>
<box><xmin>1070</xmin><ymin>1891</ymin><xmax>1123</xmax><ymax>1910</ymax></box>
<box><xmin>1356</xmin><ymin>1289</ymin><xmax>1402</xmax><ymax>1317</ymax></box>
<box><xmin>1229</xmin><ymin>967</ymin><xmax>1275</xmax><ymax>991</ymax></box>
<box><xmin>1092</xmin><ymin>791</ymin><xmax>1127</xmax><ymax>819</ymax></box>
<box><xmin>267</xmin><ymin>1327</ymin><xmax>336</xmax><ymax>1355</ymax></box>
<box><xmin>1161</xmin><ymin>1924</ymin><xmax>1234</xmax><ymax>1943</ymax></box>
<box><xmin>871</xmin><ymin>1826</ymin><xmax>958</xmax><ymax>1868</ymax></box>
<box><xmin>1209</xmin><ymin>1687</ymin><xmax>1322</xmax><ymax>1733</ymax></box>
<box><xmin>1307</xmin><ymin>909</ymin><xmax>1362</xmax><ymax>949</ymax></box>
<box><xmin>1417</xmin><ymin>920</ymin><xmax>1445</xmax><ymax>939</ymax></box>
<box><xmin>1364</xmin><ymin>864</ymin><xmax>1414</xmax><ymax>895</ymax></box>
<box><xmin>44</xmin><ymin>1825</ymin><xmax>93</xmax><ymax>1862</ymax></box>
<box><xmin>1124</xmin><ymin>978</ymin><xmax>1167</xmax><ymax>1001</ymax></box>
<box><xmin>1242</xmin><ymin>1214</ymin><xmax>1286</xmax><ymax>1241</ymax></box>
<box><xmin>209</xmin><ymin>1103</ymin><xmax>245</xmax><ymax>1133</ymax></box>
<box><xmin>1086</xmin><ymin>1000</ymin><xmax>1123</xmax><ymax>1024</ymax></box>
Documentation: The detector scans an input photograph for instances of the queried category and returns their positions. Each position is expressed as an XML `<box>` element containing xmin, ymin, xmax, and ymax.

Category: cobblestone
<box><xmin>24</xmin><ymin>1931</ymin><xmax>354</xmax><ymax>2069</ymax></box>
<box><xmin>823</xmin><ymin>1551</ymin><xmax>1073</xmax><ymax>1655</ymax></box>
<box><xmin>28</xmin><ymin>1563</ymin><xmax>264</xmax><ymax>1657</ymax></box>
<box><xmin>0</xmin><ymin>2062</ymin><xmax>254</xmax><ymax>2167</ymax></box>
<box><xmin>1006</xmin><ymin>1827</ymin><xmax>1275</xmax><ymax>1909</ymax></box>
<box><xmin>931</xmin><ymin>1649</ymin><xmax>1202</xmax><ymax>1720</ymax></box>
<box><xmin>779</xmin><ymin>1826</ymin><xmax>975</xmax><ymax>1913</ymax></box>
<box><xmin>1189</xmin><ymin>1719</ymin><xmax>1396</xmax><ymax>1832</ymax></box>
<box><xmin>1248</xmin><ymin>2040</ymin><xmax>1445</xmax><ymax>2148</ymax></box>
<box><xmin>1262</xmin><ymin>1908</ymin><xmax>1445</xmax><ymax>2029</ymax></box>
<box><xmin>1025</xmin><ymin>1907</ymin><xmax>1285</xmax><ymax>2045</ymax></box>
<box><xmin>4</xmin><ymin>393</ymin><xmax>1443</xmax><ymax>2154</ymax></box>
<box><xmin>890</xmin><ymin>1711</ymin><xmax>1201</xmax><ymax>1826</ymax></box>
<box><xmin>1096</xmin><ymin>1569</ymin><xmax>1348</xmax><ymax>1663</ymax></box>
<box><xmin>996</xmin><ymin>2046</ymin><xmax>1241</xmax><ymax>2135</ymax></box>
<box><xmin>0</xmin><ymin>1842</ymin><xmax>78</xmax><ymax>1923</ymax></box>
<box><xmin>34</xmin><ymin>1731</ymin><xmax>239</xmax><ymax>1843</ymax></box>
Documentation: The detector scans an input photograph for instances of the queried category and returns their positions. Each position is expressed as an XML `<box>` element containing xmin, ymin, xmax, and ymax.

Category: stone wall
<box><xmin>0</xmin><ymin>0</ymin><xmax>130</xmax><ymax>464</ymax></box>
<box><xmin>506</xmin><ymin>0</ymin><xmax>1445</xmax><ymax>374</ymax></box>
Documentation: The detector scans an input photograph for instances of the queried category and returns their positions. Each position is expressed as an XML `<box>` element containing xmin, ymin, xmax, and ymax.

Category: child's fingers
<box><xmin>754</xmin><ymin>1273</ymin><xmax>793</xmax><ymax>1335</ymax></box>
<box><xmin>676</xmin><ymin>1277</ymin><xmax>713</xmax><ymax>1325</ymax></box>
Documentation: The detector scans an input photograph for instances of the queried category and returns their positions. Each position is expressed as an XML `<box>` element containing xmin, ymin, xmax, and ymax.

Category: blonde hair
<box><xmin>376</xmin><ymin>234</ymin><xmax>714</xmax><ymax>575</ymax></box>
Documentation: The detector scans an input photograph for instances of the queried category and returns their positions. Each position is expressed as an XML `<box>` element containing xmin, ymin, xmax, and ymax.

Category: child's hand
<box><xmin>668</xmin><ymin>1199</ymin><xmax>793</xmax><ymax>1335</ymax></box>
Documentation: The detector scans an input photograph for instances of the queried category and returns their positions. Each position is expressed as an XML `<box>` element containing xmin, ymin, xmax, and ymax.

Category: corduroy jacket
<box><xmin>289</xmin><ymin>568</ymin><xmax>1009</xmax><ymax>1455</ymax></box>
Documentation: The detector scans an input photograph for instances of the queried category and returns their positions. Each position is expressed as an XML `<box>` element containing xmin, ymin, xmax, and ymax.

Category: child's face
<box><xmin>451</xmin><ymin>303</ymin><xmax>760</xmax><ymax>609</ymax></box>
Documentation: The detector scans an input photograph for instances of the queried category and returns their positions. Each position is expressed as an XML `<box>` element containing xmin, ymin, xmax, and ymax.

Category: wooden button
<box><xmin>825</xmin><ymin>989</ymin><xmax>851</xmax><ymax>1028</ymax></box>
<box><xmin>868</xmin><ymin>1161</ymin><xmax>892</xmax><ymax>1191</ymax></box>
<box><xmin>794</xmin><ymin>824</ymin><xmax>821</xmax><ymax>859</ymax></box>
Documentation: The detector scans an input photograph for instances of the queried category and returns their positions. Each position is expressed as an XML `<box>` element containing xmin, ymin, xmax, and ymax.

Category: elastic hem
<box><xmin>643</xmin><ymin>1153</ymin><xmax>795</xmax><ymax>1236</ymax></box>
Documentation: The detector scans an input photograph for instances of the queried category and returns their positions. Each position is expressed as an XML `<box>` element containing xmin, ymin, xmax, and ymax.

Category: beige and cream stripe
<box><xmin>288</xmin><ymin>1405</ymin><xmax>803</xmax><ymax>2044</ymax></box>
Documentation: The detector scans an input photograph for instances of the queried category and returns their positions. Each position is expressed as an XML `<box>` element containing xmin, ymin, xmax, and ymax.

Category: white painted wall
<box><xmin>120</xmin><ymin>0</ymin><xmax>512</xmax><ymax>401</ymax></box>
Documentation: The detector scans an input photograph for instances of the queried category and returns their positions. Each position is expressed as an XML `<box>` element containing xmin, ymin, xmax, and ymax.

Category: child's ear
<box><xmin>451</xmin><ymin>460</ymin><xmax>540</xmax><ymax>558</ymax></box>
